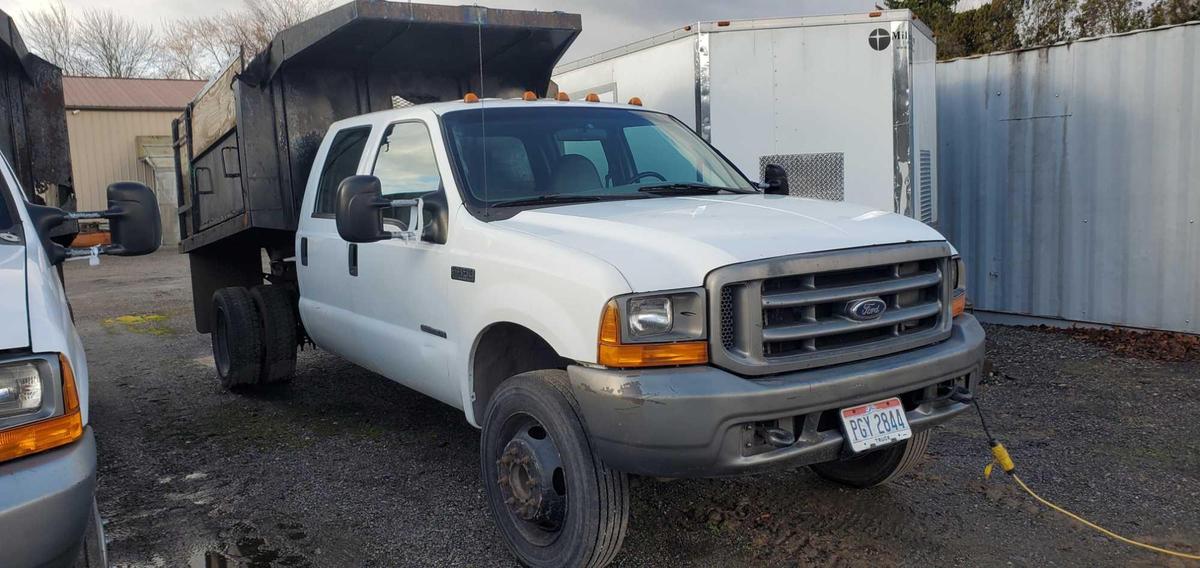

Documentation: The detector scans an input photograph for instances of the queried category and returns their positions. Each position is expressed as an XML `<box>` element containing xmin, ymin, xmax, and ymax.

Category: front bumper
<box><xmin>0</xmin><ymin>426</ymin><xmax>97</xmax><ymax>568</ymax></box>
<box><xmin>568</xmin><ymin>315</ymin><xmax>985</xmax><ymax>477</ymax></box>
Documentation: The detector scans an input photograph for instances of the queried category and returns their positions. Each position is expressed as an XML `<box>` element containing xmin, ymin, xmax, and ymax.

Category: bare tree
<box><xmin>75</xmin><ymin>8</ymin><xmax>158</xmax><ymax>78</ymax></box>
<box><xmin>20</xmin><ymin>0</ymin><xmax>82</xmax><ymax>74</ymax></box>
<box><xmin>158</xmin><ymin>18</ymin><xmax>240</xmax><ymax>80</ymax></box>
<box><xmin>219</xmin><ymin>0</ymin><xmax>336</xmax><ymax>57</ymax></box>
<box><xmin>155</xmin><ymin>0</ymin><xmax>334</xmax><ymax>80</ymax></box>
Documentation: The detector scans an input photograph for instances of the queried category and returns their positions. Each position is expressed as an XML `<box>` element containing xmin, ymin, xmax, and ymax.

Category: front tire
<box><xmin>810</xmin><ymin>430</ymin><xmax>931</xmax><ymax>488</ymax></box>
<box><xmin>481</xmin><ymin>370</ymin><xmax>629</xmax><ymax>568</ymax></box>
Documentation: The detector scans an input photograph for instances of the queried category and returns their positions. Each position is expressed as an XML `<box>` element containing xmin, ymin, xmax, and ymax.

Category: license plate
<box><xmin>839</xmin><ymin>397</ymin><xmax>912</xmax><ymax>453</ymax></box>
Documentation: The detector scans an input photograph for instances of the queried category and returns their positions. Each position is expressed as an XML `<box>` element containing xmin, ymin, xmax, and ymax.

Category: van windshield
<box><xmin>440</xmin><ymin>106</ymin><xmax>754</xmax><ymax>212</ymax></box>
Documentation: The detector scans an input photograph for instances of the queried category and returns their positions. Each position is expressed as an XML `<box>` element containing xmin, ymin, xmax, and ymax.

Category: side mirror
<box><xmin>26</xmin><ymin>181</ymin><xmax>162</xmax><ymax>265</ymax></box>
<box><xmin>334</xmin><ymin>175</ymin><xmax>425</xmax><ymax>243</ymax></box>
<box><xmin>762</xmin><ymin>164</ymin><xmax>790</xmax><ymax>196</ymax></box>
<box><xmin>106</xmin><ymin>182</ymin><xmax>162</xmax><ymax>256</ymax></box>
<box><xmin>335</xmin><ymin>175</ymin><xmax>389</xmax><ymax>243</ymax></box>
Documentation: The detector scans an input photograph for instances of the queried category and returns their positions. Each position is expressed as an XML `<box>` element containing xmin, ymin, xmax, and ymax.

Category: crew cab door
<box><xmin>349</xmin><ymin>120</ymin><xmax>455</xmax><ymax>405</ymax></box>
<box><xmin>296</xmin><ymin>125</ymin><xmax>373</xmax><ymax>362</ymax></box>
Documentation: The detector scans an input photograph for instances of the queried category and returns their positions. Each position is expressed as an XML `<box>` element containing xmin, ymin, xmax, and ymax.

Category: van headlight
<box><xmin>0</xmin><ymin>361</ymin><xmax>47</xmax><ymax>420</ymax></box>
<box><xmin>598</xmin><ymin>289</ymin><xmax>708</xmax><ymax>367</ymax></box>
<box><xmin>0</xmin><ymin>355</ymin><xmax>83</xmax><ymax>464</ymax></box>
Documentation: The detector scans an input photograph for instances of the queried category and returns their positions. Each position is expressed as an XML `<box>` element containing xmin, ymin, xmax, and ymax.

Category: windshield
<box><xmin>441</xmin><ymin>106</ymin><xmax>754</xmax><ymax>212</ymax></box>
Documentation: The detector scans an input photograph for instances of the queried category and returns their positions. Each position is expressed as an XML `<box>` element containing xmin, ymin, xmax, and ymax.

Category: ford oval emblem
<box><xmin>846</xmin><ymin>297</ymin><xmax>887</xmax><ymax>321</ymax></box>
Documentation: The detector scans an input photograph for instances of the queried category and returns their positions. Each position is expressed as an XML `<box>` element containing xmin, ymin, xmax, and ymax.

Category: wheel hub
<box><xmin>496</xmin><ymin>424</ymin><xmax>565</xmax><ymax>529</ymax></box>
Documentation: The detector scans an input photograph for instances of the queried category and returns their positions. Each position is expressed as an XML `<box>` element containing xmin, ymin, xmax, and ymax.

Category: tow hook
<box><xmin>761</xmin><ymin>427</ymin><xmax>796</xmax><ymax>448</ymax></box>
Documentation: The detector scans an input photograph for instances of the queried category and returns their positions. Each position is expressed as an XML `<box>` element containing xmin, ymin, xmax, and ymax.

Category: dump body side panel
<box><xmin>176</xmin><ymin>1</ymin><xmax>581</xmax><ymax>254</ymax></box>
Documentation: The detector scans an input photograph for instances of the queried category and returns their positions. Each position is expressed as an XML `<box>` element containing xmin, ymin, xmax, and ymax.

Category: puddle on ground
<box><xmin>103</xmin><ymin>313</ymin><xmax>175</xmax><ymax>336</ymax></box>
<box><xmin>190</xmin><ymin>535</ymin><xmax>309</xmax><ymax>568</ymax></box>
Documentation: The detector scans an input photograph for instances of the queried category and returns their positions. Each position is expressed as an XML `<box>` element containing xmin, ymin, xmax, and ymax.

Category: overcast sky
<box><xmin>6</xmin><ymin>0</ymin><xmax>885</xmax><ymax>62</ymax></box>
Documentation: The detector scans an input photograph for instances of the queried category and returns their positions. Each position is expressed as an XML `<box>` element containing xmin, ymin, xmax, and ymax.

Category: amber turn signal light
<box><xmin>951</xmin><ymin>291</ymin><xmax>967</xmax><ymax>318</ymax></box>
<box><xmin>0</xmin><ymin>355</ymin><xmax>84</xmax><ymax>464</ymax></box>
<box><xmin>597</xmin><ymin>301</ymin><xmax>708</xmax><ymax>367</ymax></box>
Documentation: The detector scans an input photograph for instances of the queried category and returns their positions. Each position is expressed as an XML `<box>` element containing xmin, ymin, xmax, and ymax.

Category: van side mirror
<box><xmin>762</xmin><ymin>164</ymin><xmax>790</xmax><ymax>196</ymax></box>
<box><xmin>106</xmin><ymin>182</ymin><xmax>162</xmax><ymax>255</ymax></box>
<box><xmin>26</xmin><ymin>181</ymin><xmax>162</xmax><ymax>265</ymax></box>
<box><xmin>334</xmin><ymin>175</ymin><xmax>425</xmax><ymax>243</ymax></box>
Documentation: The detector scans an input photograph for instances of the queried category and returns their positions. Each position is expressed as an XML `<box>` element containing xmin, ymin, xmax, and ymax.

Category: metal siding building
<box><xmin>937</xmin><ymin>22</ymin><xmax>1200</xmax><ymax>334</ymax></box>
<box><xmin>63</xmin><ymin>77</ymin><xmax>204</xmax><ymax>245</ymax></box>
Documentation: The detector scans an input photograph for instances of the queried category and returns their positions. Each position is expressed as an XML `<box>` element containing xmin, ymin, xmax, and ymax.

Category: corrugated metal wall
<box><xmin>937</xmin><ymin>22</ymin><xmax>1200</xmax><ymax>334</ymax></box>
<box><xmin>64</xmin><ymin>109</ymin><xmax>178</xmax><ymax>211</ymax></box>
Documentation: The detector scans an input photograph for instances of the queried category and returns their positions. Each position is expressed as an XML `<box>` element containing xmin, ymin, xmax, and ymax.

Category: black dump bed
<box><xmin>173</xmin><ymin>1</ymin><xmax>581</xmax><ymax>253</ymax></box>
<box><xmin>0</xmin><ymin>9</ymin><xmax>71</xmax><ymax>204</ymax></box>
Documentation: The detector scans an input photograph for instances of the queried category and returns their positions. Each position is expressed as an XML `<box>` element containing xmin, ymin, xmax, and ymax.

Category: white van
<box><xmin>0</xmin><ymin>152</ymin><xmax>159</xmax><ymax>568</ymax></box>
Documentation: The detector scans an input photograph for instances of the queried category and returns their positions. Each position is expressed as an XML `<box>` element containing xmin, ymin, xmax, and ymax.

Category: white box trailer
<box><xmin>553</xmin><ymin>10</ymin><xmax>939</xmax><ymax>223</ymax></box>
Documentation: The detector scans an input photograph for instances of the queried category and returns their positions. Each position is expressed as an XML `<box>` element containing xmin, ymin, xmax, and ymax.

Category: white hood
<box><xmin>0</xmin><ymin>243</ymin><xmax>29</xmax><ymax>349</ymax></box>
<box><xmin>497</xmin><ymin>194</ymin><xmax>947</xmax><ymax>291</ymax></box>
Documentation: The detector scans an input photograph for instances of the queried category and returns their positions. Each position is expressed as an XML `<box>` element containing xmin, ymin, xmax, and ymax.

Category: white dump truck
<box><xmin>169</xmin><ymin>3</ymin><xmax>983</xmax><ymax>566</ymax></box>
<box><xmin>553</xmin><ymin>10</ymin><xmax>940</xmax><ymax>224</ymax></box>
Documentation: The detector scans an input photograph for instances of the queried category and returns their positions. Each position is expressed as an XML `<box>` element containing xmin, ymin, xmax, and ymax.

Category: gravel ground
<box><xmin>64</xmin><ymin>251</ymin><xmax>1199</xmax><ymax>567</ymax></box>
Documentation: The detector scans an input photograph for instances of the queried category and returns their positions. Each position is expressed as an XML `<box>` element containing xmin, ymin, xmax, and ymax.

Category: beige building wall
<box><xmin>65</xmin><ymin>109</ymin><xmax>178</xmax><ymax>211</ymax></box>
<box><xmin>65</xmin><ymin>108</ymin><xmax>182</xmax><ymax>245</ymax></box>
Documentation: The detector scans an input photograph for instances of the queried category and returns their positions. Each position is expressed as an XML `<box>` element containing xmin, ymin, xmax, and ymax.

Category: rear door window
<box><xmin>313</xmin><ymin>126</ymin><xmax>371</xmax><ymax>216</ymax></box>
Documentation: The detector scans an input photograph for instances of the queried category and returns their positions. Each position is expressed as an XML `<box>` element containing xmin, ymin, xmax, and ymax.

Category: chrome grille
<box><xmin>707</xmin><ymin>243</ymin><xmax>954</xmax><ymax>376</ymax></box>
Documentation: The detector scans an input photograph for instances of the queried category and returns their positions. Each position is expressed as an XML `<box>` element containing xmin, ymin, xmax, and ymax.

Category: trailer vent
<box><xmin>919</xmin><ymin>150</ymin><xmax>933</xmax><ymax>223</ymax></box>
<box><xmin>759</xmin><ymin>153</ymin><xmax>844</xmax><ymax>202</ymax></box>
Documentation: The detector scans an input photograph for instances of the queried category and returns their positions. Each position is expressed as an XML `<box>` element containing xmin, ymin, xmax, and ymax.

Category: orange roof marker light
<box><xmin>522</xmin><ymin>91</ymin><xmax>538</xmax><ymax>101</ymax></box>
<box><xmin>628</xmin><ymin>97</ymin><xmax>643</xmax><ymax>106</ymax></box>
<box><xmin>463</xmin><ymin>92</ymin><xmax>480</xmax><ymax>103</ymax></box>
<box><xmin>555</xmin><ymin>92</ymin><xmax>570</xmax><ymax>101</ymax></box>
<box><xmin>717</xmin><ymin>20</ymin><xmax>731</xmax><ymax>27</ymax></box>
<box><xmin>869</xmin><ymin>11</ymin><xmax>882</xmax><ymax>17</ymax></box>
<box><xmin>585</xmin><ymin>92</ymin><xmax>601</xmax><ymax>103</ymax></box>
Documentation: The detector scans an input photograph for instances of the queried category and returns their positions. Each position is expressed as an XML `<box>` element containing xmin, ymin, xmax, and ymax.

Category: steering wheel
<box><xmin>630</xmin><ymin>171</ymin><xmax>667</xmax><ymax>183</ymax></box>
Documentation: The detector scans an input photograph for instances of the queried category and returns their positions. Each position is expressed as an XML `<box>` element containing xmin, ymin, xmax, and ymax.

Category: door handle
<box><xmin>348</xmin><ymin>243</ymin><xmax>358</xmax><ymax>276</ymax></box>
<box><xmin>300</xmin><ymin>237</ymin><xmax>308</xmax><ymax>266</ymax></box>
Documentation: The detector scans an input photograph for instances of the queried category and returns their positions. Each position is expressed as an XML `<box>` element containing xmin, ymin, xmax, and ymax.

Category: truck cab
<box><xmin>206</xmin><ymin>98</ymin><xmax>983</xmax><ymax>566</ymax></box>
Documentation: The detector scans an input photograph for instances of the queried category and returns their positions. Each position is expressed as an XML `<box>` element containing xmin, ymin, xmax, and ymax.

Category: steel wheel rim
<box><xmin>494</xmin><ymin>411</ymin><xmax>569</xmax><ymax>547</ymax></box>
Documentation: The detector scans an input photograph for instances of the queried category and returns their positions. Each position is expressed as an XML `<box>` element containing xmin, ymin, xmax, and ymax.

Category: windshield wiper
<box><xmin>490</xmin><ymin>194</ymin><xmax>604</xmax><ymax>208</ymax></box>
<box><xmin>636</xmin><ymin>183</ymin><xmax>741</xmax><ymax>195</ymax></box>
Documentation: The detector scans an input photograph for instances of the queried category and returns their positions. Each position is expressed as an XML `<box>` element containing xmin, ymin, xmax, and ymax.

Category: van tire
<box><xmin>211</xmin><ymin>287</ymin><xmax>263</xmax><ymax>389</ymax></box>
<box><xmin>250</xmin><ymin>285</ymin><xmax>297</xmax><ymax>384</ymax></box>
<box><xmin>481</xmin><ymin>370</ymin><xmax>630</xmax><ymax>568</ymax></box>
<box><xmin>810</xmin><ymin>430</ymin><xmax>931</xmax><ymax>488</ymax></box>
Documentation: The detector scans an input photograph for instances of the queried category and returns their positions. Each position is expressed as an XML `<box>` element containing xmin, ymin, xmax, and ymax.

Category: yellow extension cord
<box><xmin>985</xmin><ymin>442</ymin><xmax>1200</xmax><ymax>562</ymax></box>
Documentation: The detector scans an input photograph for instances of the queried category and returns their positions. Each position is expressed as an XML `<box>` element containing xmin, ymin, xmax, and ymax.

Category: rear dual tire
<box><xmin>211</xmin><ymin>285</ymin><xmax>297</xmax><ymax>389</ymax></box>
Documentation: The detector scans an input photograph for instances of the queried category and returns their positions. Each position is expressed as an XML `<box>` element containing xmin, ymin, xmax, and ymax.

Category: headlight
<box><xmin>598</xmin><ymin>288</ymin><xmax>709</xmax><ymax>367</ymax></box>
<box><xmin>0</xmin><ymin>354</ymin><xmax>83</xmax><ymax>464</ymax></box>
<box><xmin>0</xmin><ymin>362</ymin><xmax>43</xmax><ymax>420</ymax></box>
<box><xmin>950</xmin><ymin>255</ymin><xmax>967</xmax><ymax>317</ymax></box>
<box><xmin>628</xmin><ymin>297</ymin><xmax>672</xmax><ymax>336</ymax></box>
